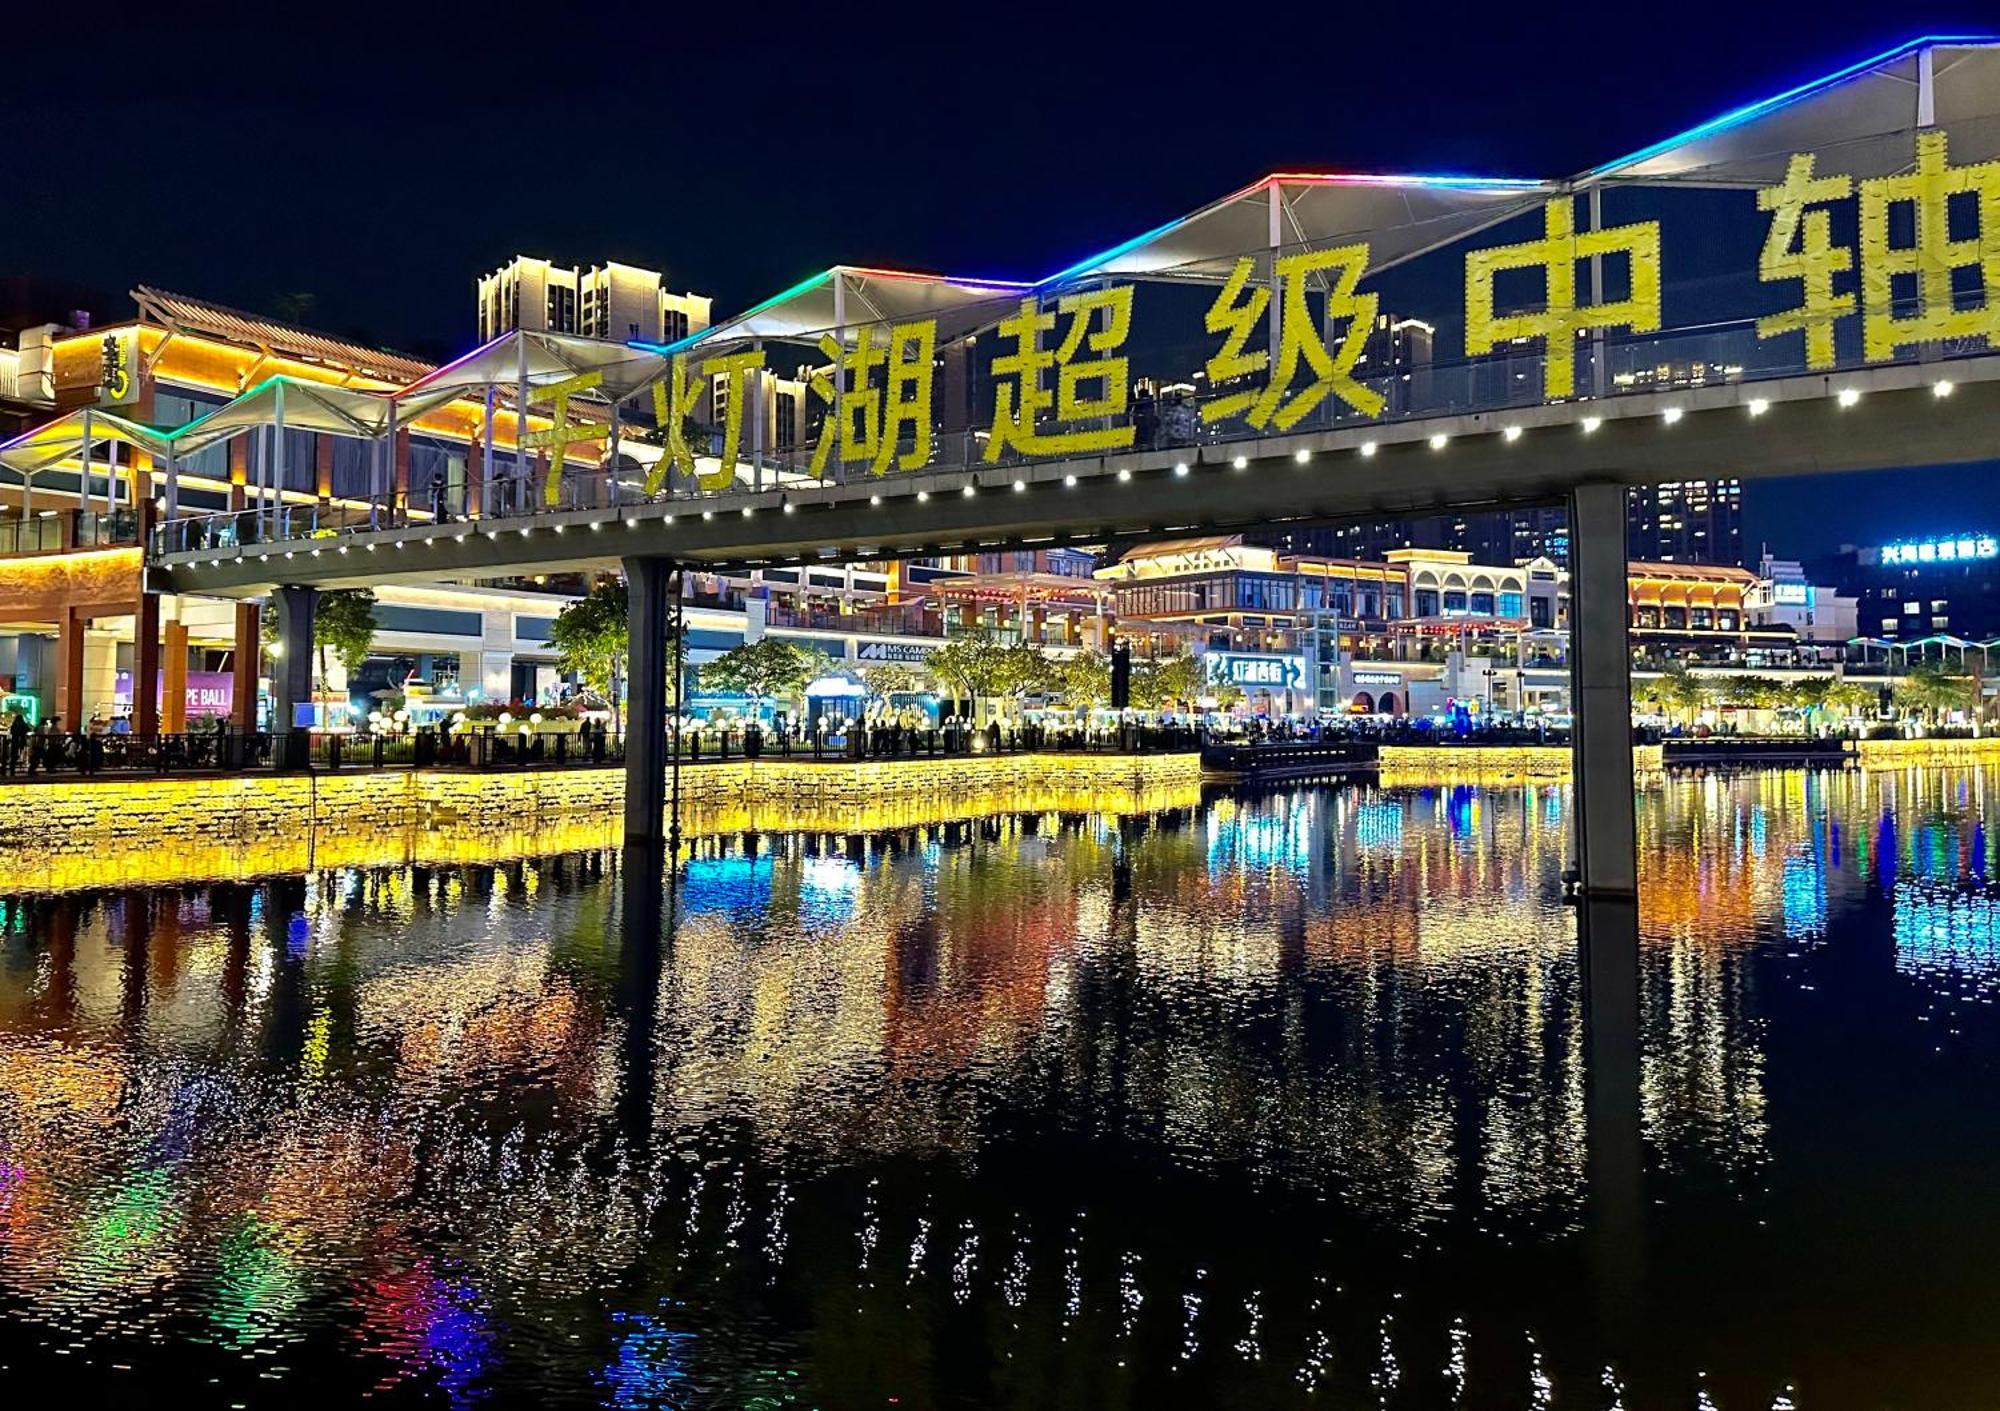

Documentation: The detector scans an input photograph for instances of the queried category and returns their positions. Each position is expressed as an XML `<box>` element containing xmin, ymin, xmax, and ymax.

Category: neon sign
<box><xmin>1880</xmin><ymin>536</ymin><xmax>1998</xmax><ymax>565</ymax></box>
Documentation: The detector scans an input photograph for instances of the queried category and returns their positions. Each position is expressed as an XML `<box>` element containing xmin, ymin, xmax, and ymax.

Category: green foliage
<box><xmin>1894</xmin><ymin>661</ymin><xmax>1980</xmax><ymax>721</ymax></box>
<box><xmin>927</xmin><ymin>637</ymin><xmax>1014</xmax><ymax>701</ymax></box>
<box><xmin>1054</xmin><ymin>649</ymin><xmax>1112</xmax><ymax>709</ymax></box>
<box><xmin>1130</xmin><ymin>648</ymin><xmax>1205</xmax><ymax>711</ymax></box>
<box><xmin>262</xmin><ymin>588</ymin><xmax>377</xmax><ymax>694</ymax></box>
<box><xmin>861</xmin><ymin>664</ymin><xmax>924</xmax><ymax>700</ymax></box>
<box><xmin>549</xmin><ymin>578</ymin><xmax>631</xmax><ymax>709</ymax></box>
<box><xmin>700</xmin><ymin>637</ymin><xmax>830</xmax><ymax>708</ymax></box>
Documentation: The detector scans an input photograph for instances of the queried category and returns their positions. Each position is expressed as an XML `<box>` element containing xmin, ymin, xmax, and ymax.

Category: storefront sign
<box><xmin>1352</xmin><ymin>671</ymin><xmax>1403</xmax><ymax>687</ymax></box>
<box><xmin>856</xmin><ymin>640</ymin><xmax>937</xmax><ymax>664</ymax></box>
<box><xmin>1880</xmin><ymin>536</ymin><xmax>1998</xmax><ymax>564</ymax></box>
<box><xmin>97</xmin><ymin>329</ymin><xmax>140</xmax><ymax>407</ymax></box>
<box><xmin>113</xmin><ymin>670</ymin><xmax>235</xmax><ymax>715</ymax></box>
<box><xmin>1207</xmin><ymin>653</ymin><xmax>1303</xmax><ymax>689</ymax></box>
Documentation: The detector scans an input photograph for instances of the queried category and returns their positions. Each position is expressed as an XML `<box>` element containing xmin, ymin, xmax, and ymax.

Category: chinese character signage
<box><xmin>1880</xmin><ymin>536</ymin><xmax>1999</xmax><ymax>564</ymax></box>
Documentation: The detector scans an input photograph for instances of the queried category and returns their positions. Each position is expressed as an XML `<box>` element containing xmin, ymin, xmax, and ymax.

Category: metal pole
<box><xmin>273</xmin><ymin>380</ymin><xmax>287</xmax><ymax>538</ymax></box>
<box><xmin>515</xmin><ymin>335</ymin><xmax>530</xmax><ymax>483</ymax></box>
<box><xmin>1267</xmin><ymin>180</ymin><xmax>1283</xmax><ymax>366</ymax></box>
<box><xmin>831</xmin><ymin>277</ymin><xmax>846</xmax><ymax>485</ymax></box>
<box><xmin>669</xmin><ymin>568</ymin><xmax>686</xmax><ymax>862</ymax></box>
<box><xmin>608</xmin><ymin>400</ymin><xmax>623</xmax><ymax>507</ymax></box>
<box><xmin>81</xmin><ymin>409</ymin><xmax>93</xmax><ymax>521</ymax></box>
<box><xmin>481</xmin><ymin>384</ymin><xmax>497</xmax><ymax>517</ymax></box>
<box><xmin>750</xmin><ymin>342</ymin><xmax>764</xmax><ymax>493</ymax></box>
<box><xmin>163</xmin><ymin>445</ymin><xmax>178</xmax><ymax>521</ymax></box>
<box><xmin>383</xmin><ymin>397</ymin><xmax>397</xmax><ymax>524</ymax></box>
<box><xmin>106</xmin><ymin>437</ymin><xmax>119</xmax><ymax>514</ymax></box>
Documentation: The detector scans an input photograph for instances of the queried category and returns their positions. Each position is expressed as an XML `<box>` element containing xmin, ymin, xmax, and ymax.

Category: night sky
<box><xmin>3</xmin><ymin>1</ymin><xmax>1995</xmax><ymax>556</ymax></box>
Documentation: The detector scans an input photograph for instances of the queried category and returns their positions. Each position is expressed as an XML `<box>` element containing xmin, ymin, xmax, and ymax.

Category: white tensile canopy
<box><xmin>1582</xmin><ymin>36</ymin><xmax>2000</xmax><ymax>187</ymax></box>
<box><xmin>1045</xmin><ymin>173</ymin><xmax>1557</xmax><ymax>285</ymax></box>
<box><xmin>396</xmin><ymin>328</ymin><xmax>678</xmax><ymax>404</ymax></box>
<box><xmin>0</xmin><ymin>408</ymin><xmax>174</xmax><ymax>477</ymax></box>
<box><xmin>169</xmin><ymin>376</ymin><xmax>461</xmax><ymax>456</ymax></box>
<box><xmin>684</xmin><ymin>266</ymin><xmax>1034</xmax><ymax>352</ymax></box>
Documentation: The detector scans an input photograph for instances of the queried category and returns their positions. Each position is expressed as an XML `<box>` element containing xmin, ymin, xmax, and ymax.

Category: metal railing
<box><xmin>145</xmin><ymin>303</ymin><xmax>2000</xmax><ymax>566</ymax></box>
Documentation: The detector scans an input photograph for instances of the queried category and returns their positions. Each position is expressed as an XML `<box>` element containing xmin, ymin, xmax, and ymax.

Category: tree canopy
<box><xmin>699</xmin><ymin>637</ymin><xmax>830</xmax><ymax>709</ymax></box>
<box><xmin>263</xmin><ymin>588</ymin><xmax>376</xmax><ymax>695</ymax></box>
<box><xmin>549</xmin><ymin>578</ymin><xmax>631</xmax><ymax>718</ymax></box>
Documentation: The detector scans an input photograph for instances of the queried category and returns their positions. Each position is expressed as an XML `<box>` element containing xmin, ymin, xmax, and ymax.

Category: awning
<box><xmin>682</xmin><ymin>266</ymin><xmax>1033</xmax><ymax>352</ymax></box>
<box><xmin>0</xmin><ymin>408</ymin><xmax>176</xmax><ymax>477</ymax></box>
<box><xmin>170</xmin><ymin>376</ymin><xmax>461</xmax><ymax>455</ymax></box>
<box><xmin>1046</xmin><ymin>173</ymin><xmax>1555</xmax><ymax>285</ymax></box>
<box><xmin>1583</xmin><ymin>36</ymin><xmax>2000</xmax><ymax>187</ymax></box>
<box><xmin>396</xmin><ymin>328</ymin><xmax>676</xmax><ymax>403</ymax></box>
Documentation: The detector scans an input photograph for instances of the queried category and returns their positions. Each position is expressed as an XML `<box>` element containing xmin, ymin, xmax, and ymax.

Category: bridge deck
<box><xmin>147</xmin><ymin>355</ymin><xmax>2000</xmax><ymax>597</ymax></box>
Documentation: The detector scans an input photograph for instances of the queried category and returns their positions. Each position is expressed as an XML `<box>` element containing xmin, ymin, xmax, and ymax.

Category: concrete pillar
<box><xmin>228</xmin><ymin>436</ymin><xmax>249</xmax><ymax>514</ymax></box>
<box><xmin>231</xmin><ymin>603</ymin><xmax>259</xmax><ymax>731</ymax></box>
<box><xmin>133</xmin><ymin>592</ymin><xmax>161</xmax><ymax>736</ymax></box>
<box><xmin>315</xmin><ymin>434</ymin><xmax>334</xmax><ymax>503</ymax></box>
<box><xmin>623</xmin><ymin>556</ymin><xmax>672</xmax><ymax>850</ymax></box>
<box><xmin>270</xmin><ymin>586</ymin><xmax>318</xmax><ymax>770</ymax></box>
<box><xmin>57</xmin><ymin>607</ymin><xmax>86</xmax><ymax>730</ymax></box>
<box><xmin>163</xmin><ymin>620</ymin><xmax>189</xmax><ymax>733</ymax></box>
<box><xmin>1567</xmin><ymin>482</ymin><xmax>1638</xmax><ymax>897</ymax></box>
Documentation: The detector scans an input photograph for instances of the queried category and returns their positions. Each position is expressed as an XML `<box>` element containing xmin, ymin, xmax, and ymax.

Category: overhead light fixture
<box><xmin>1502</xmin><ymin>425</ymin><xmax>1522</xmax><ymax>442</ymax></box>
<box><xmin>702</xmin><ymin>510</ymin><xmax>714</xmax><ymax>520</ymax></box>
<box><xmin>917</xmin><ymin>490</ymin><xmax>930</xmax><ymax>502</ymax></box>
<box><xmin>962</xmin><ymin>484</ymin><xmax>976</xmax><ymax>497</ymax></box>
<box><xmin>520</xmin><ymin>527</ymin><xmax>531</xmax><ymax>536</ymax></box>
<box><xmin>870</xmin><ymin>494</ymin><xmax>882</xmax><ymax>505</ymax></box>
<box><xmin>1580</xmin><ymin>416</ymin><xmax>1602</xmax><ymax>434</ymax></box>
<box><xmin>660</xmin><ymin>515</ymin><xmax>672</xmax><ymax>525</ymax></box>
<box><xmin>553</xmin><ymin>523</ymin><xmax>565</xmax><ymax>533</ymax></box>
<box><xmin>1064</xmin><ymin>474</ymin><xmax>1077</xmax><ymax>487</ymax></box>
<box><xmin>1837</xmin><ymin>387</ymin><xmax>1861</xmax><ymax>407</ymax></box>
<box><xmin>1747</xmin><ymin>399</ymin><xmax>1769</xmax><ymax>417</ymax></box>
<box><xmin>591</xmin><ymin>520</ymin><xmax>603</xmax><ymax>531</ymax></box>
<box><xmin>783</xmin><ymin>502</ymin><xmax>796</xmax><ymax>514</ymax></box>
<box><xmin>1012</xmin><ymin>479</ymin><xmax>1026</xmax><ymax>492</ymax></box>
<box><xmin>1359</xmin><ymin>441</ymin><xmax>1377</xmax><ymax>457</ymax></box>
<box><xmin>1293</xmin><ymin>448</ymin><xmax>1311</xmax><ymax>464</ymax></box>
<box><xmin>1934</xmin><ymin>380</ymin><xmax>1955</xmax><ymax>398</ymax></box>
<box><xmin>1429</xmin><ymin>433</ymin><xmax>1449</xmax><ymax>449</ymax></box>
<box><xmin>1661</xmin><ymin>407</ymin><xmax>1684</xmax><ymax>425</ymax></box>
<box><xmin>1232</xmin><ymin>456</ymin><xmax>1247</xmax><ymax>470</ymax></box>
<box><xmin>1117</xmin><ymin>468</ymin><xmax>1131</xmax><ymax>482</ymax></box>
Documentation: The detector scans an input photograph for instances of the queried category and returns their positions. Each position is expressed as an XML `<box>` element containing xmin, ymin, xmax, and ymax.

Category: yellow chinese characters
<box><xmin>984</xmin><ymin>288</ymin><xmax>1136</xmax><ymax>460</ymax></box>
<box><xmin>1201</xmin><ymin>245</ymin><xmax>1384</xmax><ymax>428</ymax></box>
<box><xmin>1756</xmin><ymin>153</ymin><xmax>1855</xmax><ymax>368</ymax></box>
<box><xmin>643</xmin><ymin>355</ymin><xmax>704</xmax><ymax>495</ymax></box>
<box><xmin>808</xmin><ymin>319</ymin><xmax>936</xmax><ymax>477</ymax></box>
<box><xmin>1464</xmin><ymin>198</ymin><xmax>1661</xmax><ymax>399</ymax></box>
<box><xmin>523</xmin><ymin>370</ymin><xmax>604</xmax><ymax>507</ymax></box>
<box><xmin>1857</xmin><ymin>130</ymin><xmax>2000</xmax><ymax>362</ymax></box>
<box><xmin>642</xmin><ymin>350</ymin><xmax>766</xmax><ymax>494</ymax></box>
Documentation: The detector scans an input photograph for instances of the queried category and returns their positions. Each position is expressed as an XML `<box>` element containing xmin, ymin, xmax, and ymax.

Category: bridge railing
<box><xmin>146</xmin><ymin>309</ymin><xmax>1996</xmax><ymax>564</ymax></box>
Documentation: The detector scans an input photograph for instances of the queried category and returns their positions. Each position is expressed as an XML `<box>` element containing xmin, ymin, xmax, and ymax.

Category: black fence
<box><xmin>0</xmin><ymin>720</ymin><xmax>1204</xmax><ymax>782</ymax></box>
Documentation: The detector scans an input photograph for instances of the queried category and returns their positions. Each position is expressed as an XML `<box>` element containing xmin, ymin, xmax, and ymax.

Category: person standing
<box><xmin>4</xmin><ymin>710</ymin><xmax>25</xmax><ymax>777</ymax></box>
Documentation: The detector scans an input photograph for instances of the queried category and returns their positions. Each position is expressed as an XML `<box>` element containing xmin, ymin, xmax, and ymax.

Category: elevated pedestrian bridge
<box><xmin>142</xmin><ymin>351</ymin><xmax>2000</xmax><ymax>597</ymax></box>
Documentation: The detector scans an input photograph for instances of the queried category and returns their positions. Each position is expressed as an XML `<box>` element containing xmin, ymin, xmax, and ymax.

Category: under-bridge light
<box><xmin>1428</xmin><ymin>433</ymin><xmax>1449</xmax><ymax>450</ymax></box>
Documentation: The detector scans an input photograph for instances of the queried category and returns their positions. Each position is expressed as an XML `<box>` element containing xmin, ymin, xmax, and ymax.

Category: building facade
<box><xmin>476</xmin><ymin>256</ymin><xmax>712</xmax><ymax>345</ymax></box>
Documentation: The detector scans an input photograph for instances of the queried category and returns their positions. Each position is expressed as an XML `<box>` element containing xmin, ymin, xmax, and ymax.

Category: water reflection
<box><xmin>0</xmin><ymin>768</ymin><xmax>1995</xmax><ymax>1407</ymax></box>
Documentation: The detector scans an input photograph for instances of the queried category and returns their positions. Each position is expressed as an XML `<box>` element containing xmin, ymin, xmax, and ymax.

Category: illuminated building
<box><xmin>476</xmin><ymin>256</ymin><xmax>712</xmax><ymax>344</ymax></box>
<box><xmin>1626</xmin><ymin>479</ymin><xmax>1744</xmax><ymax>566</ymax></box>
<box><xmin>1819</xmin><ymin>533</ymin><xmax>2000</xmax><ymax>642</ymax></box>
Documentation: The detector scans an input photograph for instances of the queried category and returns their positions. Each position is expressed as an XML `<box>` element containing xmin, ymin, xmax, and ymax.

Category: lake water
<box><xmin>0</xmin><ymin>768</ymin><xmax>1995</xmax><ymax>1408</ymax></box>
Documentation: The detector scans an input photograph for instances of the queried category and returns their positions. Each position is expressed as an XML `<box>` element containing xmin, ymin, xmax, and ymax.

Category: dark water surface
<box><xmin>1</xmin><ymin>769</ymin><xmax>1995</xmax><ymax>1409</ymax></box>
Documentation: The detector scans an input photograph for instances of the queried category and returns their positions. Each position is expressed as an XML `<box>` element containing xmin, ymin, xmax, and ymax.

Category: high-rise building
<box><xmin>476</xmin><ymin>257</ymin><xmax>712</xmax><ymax>345</ymax></box>
<box><xmin>1626</xmin><ymin>480</ymin><xmax>1744</xmax><ymax>566</ymax></box>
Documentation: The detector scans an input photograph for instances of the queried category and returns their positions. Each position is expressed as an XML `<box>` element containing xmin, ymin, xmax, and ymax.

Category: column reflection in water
<box><xmin>0</xmin><ymin>767</ymin><xmax>1994</xmax><ymax>1406</ymax></box>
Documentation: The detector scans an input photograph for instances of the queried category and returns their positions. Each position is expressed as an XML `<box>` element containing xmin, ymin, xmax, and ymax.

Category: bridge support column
<box><xmin>623</xmin><ymin>556</ymin><xmax>673</xmax><ymax>851</ymax></box>
<box><xmin>270</xmin><ymin>586</ymin><xmax>317</xmax><ymax>771</ymax></box>
<box><xmin>1567</xmin><ymin>482</ymin><xmax>1637</xmax><ymax>898</ymax></box>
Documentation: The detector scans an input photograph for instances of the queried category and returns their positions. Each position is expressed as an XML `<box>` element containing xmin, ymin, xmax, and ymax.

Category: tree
<box><xmin>861</xmin><ymin>664</ymin><xmax>923</xmax><ymax>701</ymax></box>
<box><xmin>1054</xmin><ymin>649</ymin><xmax>1112</xmax><ymax>711</ymax></box>
<box><xmin>263</xmin><ymin>588</ymin><xmax>377</xmax><ymax>699</ymax></box>
<box><xmin>1130</xmin><ymin>648</ymin><xmax>1205</xmax><ymax>712</ymax></box>
<box><xmin>700</xmin><ymin>637</ymin><xmax>830</xmax><ymax>716</ymax></box>
<box><xmin>1894</xmin><ymin>661</ymin><xmax>1979</xmax><ymax>725</ymax></box>
<box><xmin>927</xmin><ymin>637</ymin><xmax>1014</xmax><ymax>712</ymax></box>
<box><xmin>549</xmin><ymin>578</ymin><xmax>631</xmax><ymax>726</ymax></box>
<box><xmin>1645</xmin><ymin>661</ymin><xmax>1712</xmax><ymax>725</ymax></box>
<box><xmin>996</xmin><ymin>642</ymin><xmax>1056</xmax><ymax>702</ymax></box>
